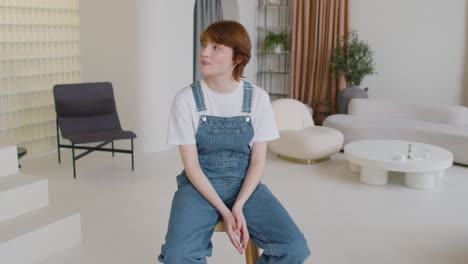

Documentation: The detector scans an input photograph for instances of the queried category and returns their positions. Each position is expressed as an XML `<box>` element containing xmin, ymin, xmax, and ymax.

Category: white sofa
<box><xmin>323</xmin><ymin>99</ymin><xmax>468</xmax><ymax>165</ymax></box>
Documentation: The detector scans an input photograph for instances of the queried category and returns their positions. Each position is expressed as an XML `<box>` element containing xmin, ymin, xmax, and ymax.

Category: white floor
<box><xmin>18</xmin><ymin>147</ymin><xmax>468</xmax><ymax>264</ymax></box>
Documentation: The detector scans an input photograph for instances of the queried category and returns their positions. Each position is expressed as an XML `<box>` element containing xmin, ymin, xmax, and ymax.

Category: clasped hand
<box><xmin>221</xmin><ymin>204</ymin><xmax>249</xmax><ymax>254</ymax></box>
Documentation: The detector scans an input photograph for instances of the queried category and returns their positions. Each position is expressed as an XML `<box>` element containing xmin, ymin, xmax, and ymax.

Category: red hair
<box><xmin>200</xmin><ymin>20</ymin><xmax>251</xmax><ymax>81</ymax></box>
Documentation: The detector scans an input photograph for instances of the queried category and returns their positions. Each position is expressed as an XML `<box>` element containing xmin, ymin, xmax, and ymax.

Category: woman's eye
<box><xmin>213</xmin><ymin>46</ymin><xmax>219</xmax><ymax>50</ymax></box>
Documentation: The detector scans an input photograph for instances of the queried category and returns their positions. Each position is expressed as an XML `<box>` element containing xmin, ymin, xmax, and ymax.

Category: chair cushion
<box><xmin>268</xmin><ymin>126</ymin><xmax>343</xmax><ymax>160</ymax></box>
<box><xmin>58</xmin><ymin>114</ymin><xmax>123</xmax><ymax>138</ymax></box>
<box><xmin>64</xmin><ymin>130</ymin><xmax>136</xmax><ymax>144</ymax></box>
<box><xmin>271</xmin><ymin>98</ymin><xmax>315</xmax><ymax>130</ymax></box>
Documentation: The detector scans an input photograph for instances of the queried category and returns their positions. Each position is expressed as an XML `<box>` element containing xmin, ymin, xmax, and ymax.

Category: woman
<box><xmin>158</xmin><ymin>20</ymin><xmax>310</xmax><ymax>263</ymax></box>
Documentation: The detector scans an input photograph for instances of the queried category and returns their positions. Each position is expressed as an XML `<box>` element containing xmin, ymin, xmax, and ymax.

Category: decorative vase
<box><xmin>337</xmin><ymin>85</ymin><xmax>368</xmax><ymax>114</ymax></box>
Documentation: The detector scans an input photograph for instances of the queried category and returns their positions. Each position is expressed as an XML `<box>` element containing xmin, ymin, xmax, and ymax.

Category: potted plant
<box><xmin>330</xmin><ymin>30</ymin><xmax>376</xmax><ymax>114</ymax></box>
<box><xmin>264</xmin><ymin>31</ymin><xmax>290</xmax><ymax>54</ymax></box>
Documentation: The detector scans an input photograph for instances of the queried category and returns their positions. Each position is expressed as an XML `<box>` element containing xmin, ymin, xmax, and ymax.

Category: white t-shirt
<box><xmin>167</xmin><ymin>79</ymin><xmax>280</xmax><ymax>146</ymax></box>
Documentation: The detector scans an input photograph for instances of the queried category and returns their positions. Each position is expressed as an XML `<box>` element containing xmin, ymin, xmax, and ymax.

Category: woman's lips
<box><xmin>201</xmin><ymin>61</ymin><xmax>210</xmax><ymax>66</ymax></box>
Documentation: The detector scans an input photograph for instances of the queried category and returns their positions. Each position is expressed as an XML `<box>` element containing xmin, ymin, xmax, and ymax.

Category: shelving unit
<box><xmin>256</xmin><ymin>0</ymin><xmax>292</xmax><ymax>99</ymax></box>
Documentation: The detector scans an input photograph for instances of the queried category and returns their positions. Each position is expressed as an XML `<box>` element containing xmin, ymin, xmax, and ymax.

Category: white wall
<box><xmin>81</xmin><ymin>0</ymin><xmax>257</xmax><ymax>152</ymax></box>
<box><xmin>463</xmin><ymin>1</ymin><xmax>468</xmax><ymax>107</ymax></box>
<box><xmin>221</xmin><ymin>0</ymin><xmax>239</xmax><ymax>21</ymax></box>
<box><xmin>350</xmin><ymin>0</ymin><xmax>466</xmax><ymax>105</ymax></box>
<box><xmin>80</xmin><ymin>0</ymin><xmax>139</xmax><ymax>149</ymax></box>
<box><xmin>136</xmin><ymin>0</ymin><xmax>195</xmax><ymax>152</ymax></box>
<box><xmin>80</xmin><ymin>0</ymin><xmax>194</xmax><ymax>152</ymax></box>
<box><xmin>237</xmin><ymin>0</ymin><xmax>258</xmax><ymax>82</ymax></box>
<box><xmin>218</xmin><ymin>0</ymin><xmax>258</xmax><ymax>82</ymax></box>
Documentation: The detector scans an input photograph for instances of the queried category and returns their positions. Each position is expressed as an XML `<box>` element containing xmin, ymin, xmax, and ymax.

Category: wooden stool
<box><xmin>214</xmin><ymin>219</ymin><xmax>260</xmax><ymax>264</ymax></box>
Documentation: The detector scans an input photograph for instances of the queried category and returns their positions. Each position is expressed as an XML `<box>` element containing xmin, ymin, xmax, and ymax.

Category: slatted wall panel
<box><xmin>0</xmin><ymin>0</ymin><xmax>80</xmax><ymax>156</ymax></box>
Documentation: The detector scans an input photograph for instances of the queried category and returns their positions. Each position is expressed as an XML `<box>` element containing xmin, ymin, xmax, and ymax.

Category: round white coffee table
<box><xmin>344</xmin><ymin>140</ymin><xmax>453</xmax><ymax>189</ymax></box>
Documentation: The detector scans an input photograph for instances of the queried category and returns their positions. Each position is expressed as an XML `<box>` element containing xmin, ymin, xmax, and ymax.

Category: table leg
<box><xmin>360</xmin><ymin>167</ymin><xmax>388</xmax><ymax>185</ymax></box>
<box><xmin>349</xmin><ymin>162</ymin><xmax>361</xmax><ymax>173</ymax></box>
<box><xmin>405</xmin><ymin>172</ymin><xmax>436</xmax><ymax>189</ymax></box>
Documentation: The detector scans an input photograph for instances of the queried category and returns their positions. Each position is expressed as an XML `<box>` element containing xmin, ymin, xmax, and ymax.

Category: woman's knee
<box><xmin>265</xmin><ymin>235</ymin><xmax>310</xmax><ymax>263</ymax></box>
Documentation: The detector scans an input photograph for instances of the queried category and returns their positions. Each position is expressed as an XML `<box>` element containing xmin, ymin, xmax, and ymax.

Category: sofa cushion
<box><xmin>348</xmin><ymin>99</ymin><xmax>468</xmax><ymax>126</ymax></box>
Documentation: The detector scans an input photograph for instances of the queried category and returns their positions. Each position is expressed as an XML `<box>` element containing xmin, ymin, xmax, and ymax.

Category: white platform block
<box><xmin>0</xmin><ymin>174</ymin><xmax>49</xmax><ymax>223</ymax></box>
<box><xmin>435</xmin><ymin>170</ymin><xmax>444</xmax><ymax>179</ymax></box>
<box><xmin>0</xmin><ymin>145</ymin><xmax>19</xmax><ymax>177</ymax></box>
<box><xmin>360</xmin><ymin>166</ymin><xmax>388</xmax><ymax>185</ymax></box>
<box><xmin>0</xmin><ymin>207</ymin><xmax>81</xmax><ymax>264</ymax></box>
<box><xmin>349</xmin><ymin>162</ymin><xmax>361</xmax><ymax>173</ymax></box>
<box><xmin>405</xmin><ymin>172</ymin><xmax>436</xmax><ymax>189</ymax></box>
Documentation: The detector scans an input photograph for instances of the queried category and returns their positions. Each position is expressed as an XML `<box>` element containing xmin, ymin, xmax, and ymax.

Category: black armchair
<box><xmin>53</xmin><ymin>82</ymin><xmax>137</xmax><ymax>178</ymax></box>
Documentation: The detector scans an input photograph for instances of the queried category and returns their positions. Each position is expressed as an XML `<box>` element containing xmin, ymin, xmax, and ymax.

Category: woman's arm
<box><xmin>233</xmin><ymin>141</ymin><xmax>267</xmax><ymax>208</ymax></box>
<box><xmin>230</xmin><ymin>141</ymin><xmax>267</xmax><ymax>250</ymax></box>
<box><xmin>179</xmin><ymin>144</ymin><xmax>246</xmax><ymax>254</ymax></box>
<box><xmin>179</xmin><ymin>144</ymin><xmax>230</xmax><ymax>216</ymax></box>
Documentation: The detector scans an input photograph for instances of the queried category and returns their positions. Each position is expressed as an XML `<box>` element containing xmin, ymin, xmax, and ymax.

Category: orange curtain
<box><xmin>290</xmin><ymin>0</ymin><xmax>349</xmax><ymax>118</ymax></box>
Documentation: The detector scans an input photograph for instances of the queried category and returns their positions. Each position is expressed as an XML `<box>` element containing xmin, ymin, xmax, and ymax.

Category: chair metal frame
<box><xmin>56</xmin><ymin>119</ymin><xmax>134</xmax><ymax>178</ymax></box>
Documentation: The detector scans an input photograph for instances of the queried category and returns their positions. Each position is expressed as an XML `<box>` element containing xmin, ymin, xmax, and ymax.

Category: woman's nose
<box><xmin>200</xmin><ymin>46</ymin><xmax>210</xmax><ymax>57</ymax></box>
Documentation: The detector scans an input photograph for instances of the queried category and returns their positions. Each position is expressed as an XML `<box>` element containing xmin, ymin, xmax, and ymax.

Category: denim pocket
<box><xmin>208</xmin><ymin>128</ymin><xmax>243</xmax><ymax>153</ymax></box>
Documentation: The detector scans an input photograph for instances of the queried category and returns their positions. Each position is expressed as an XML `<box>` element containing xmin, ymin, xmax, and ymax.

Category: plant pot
<box><xmin>337</xmin><ymin>85</ymin><xmax>368</xmax><ymax>114</ymax></box>
<box><xmin>274</xmin><ymin>44</ymin><xmax>282</xmax><ymax>54</ymax></box>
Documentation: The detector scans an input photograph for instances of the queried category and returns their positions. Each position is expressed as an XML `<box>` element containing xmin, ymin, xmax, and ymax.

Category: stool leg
<box><xmin>72</xmin><ymin>143</ymin><xmax>76</xmax><ymax>179</ymax></box>
<box><xmin>245</xmin><ymin>239</ymin><xmax>260</xmax><ymax>264</ymax></box>
<box><xmin>56</xmin><ymin>119</ymin><xmax>61</xmax><ymax>164</ymax></box>
<box><xmin>131</xmin><ymin>138</ymin><xmax>134</xmax><ymax>171</ymax></box>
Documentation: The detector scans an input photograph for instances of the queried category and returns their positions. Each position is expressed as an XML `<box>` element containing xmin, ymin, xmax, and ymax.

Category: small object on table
<box><xmin>17</xmin><ymin>146</ymin><xmax>27</xmax><ymax>168</ymax></box>
<box><xmin>407</xmin><ymin>144</ymin><xmax>412</xmax><ymax>159</ymax></box>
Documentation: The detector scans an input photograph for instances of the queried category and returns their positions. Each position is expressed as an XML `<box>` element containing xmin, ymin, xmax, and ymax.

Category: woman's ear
<box><xmin>233</xmin><ymin>58</ymin><xmax>242</xmax><ymax>66</ymax></box>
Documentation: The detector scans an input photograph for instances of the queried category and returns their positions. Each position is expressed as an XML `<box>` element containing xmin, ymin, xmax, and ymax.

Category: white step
<box><xmin>0</xmin><ymin>145</ymin><xmax>19</xmax><ymax>177</ymax></box>
<box><xmin>0</xmin><ymin>173</ymin><xmax>49</xmax><ymax>223</ymax></box>
<box><xmin>0</xmin><ymin>206</ymin><xmax>81</xmax><ymax>264</ymax></box>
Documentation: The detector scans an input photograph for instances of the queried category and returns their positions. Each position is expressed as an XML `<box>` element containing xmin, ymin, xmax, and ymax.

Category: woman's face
<box><xmin>199</xmin><ymin>39</ymin><xmax>236</xmax><ymax>78</ymax></box>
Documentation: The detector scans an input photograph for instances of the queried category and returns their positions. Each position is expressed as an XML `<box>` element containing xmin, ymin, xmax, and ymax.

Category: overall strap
<box><xmin>190</xmin><ymin>82</ymin><xmax>206</xmax><ymax>112</ymax></box>
<box><xmin>241</xmin><ymin>81</ymin><xmax>254</xmax><ymax>113</ymax></box>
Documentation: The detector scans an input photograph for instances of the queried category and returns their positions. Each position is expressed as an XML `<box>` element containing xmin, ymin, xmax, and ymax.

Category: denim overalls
<box><xmin>158</xmin><ymin>81</ymin><xmax>310</xmax><ymax>263</ymax></box>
